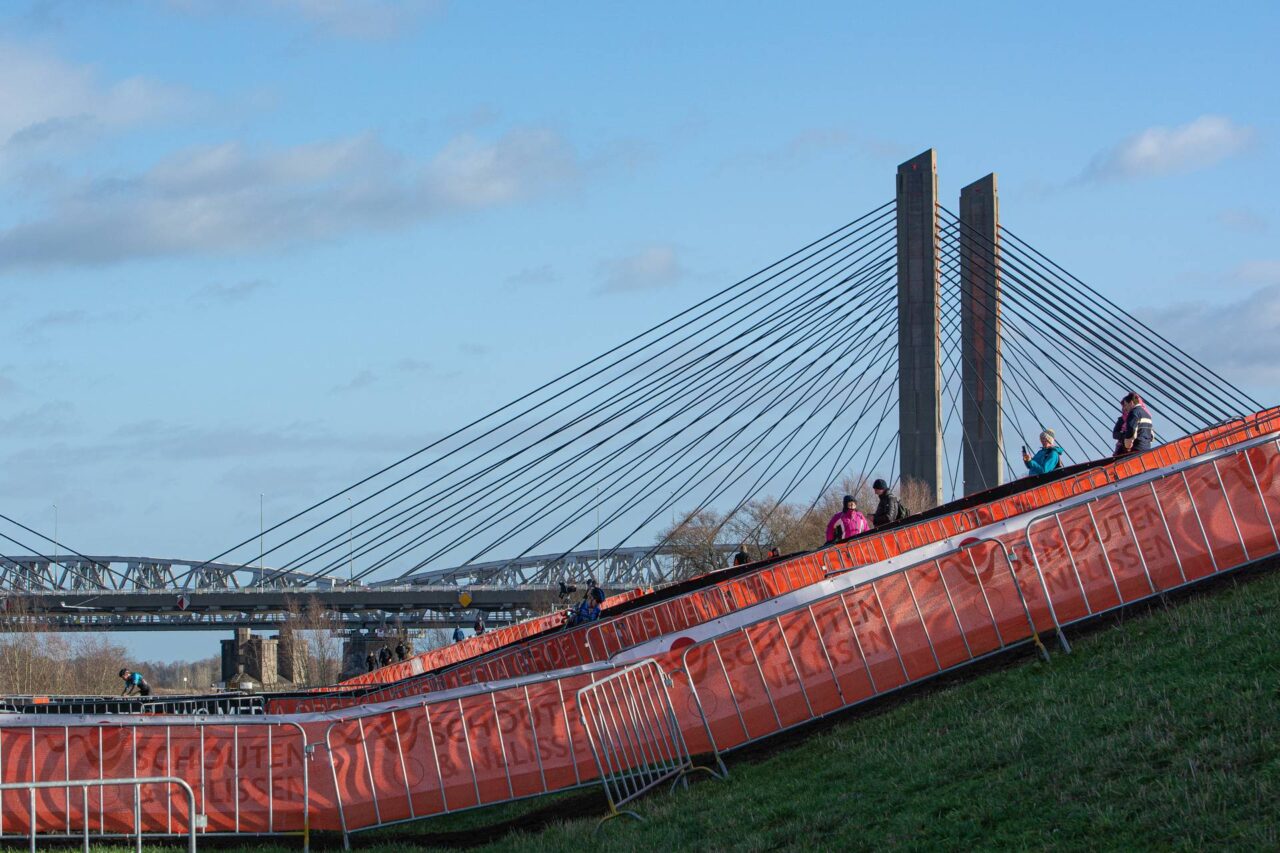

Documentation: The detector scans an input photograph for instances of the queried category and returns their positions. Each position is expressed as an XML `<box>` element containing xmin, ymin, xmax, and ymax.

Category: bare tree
<box><xmin>656</xmin><ymin>508</ymin><xmax>731</xmax><ymax>579</ymax></box>
<box><xmin>278</xmin><ymin>596</ymin><xmax>343</xmax><ymax>687</ymax></box>
<box><xmin>897</xmin><ymin>476</ymin><xmax>939</xmax><ymax>516</ymax></box>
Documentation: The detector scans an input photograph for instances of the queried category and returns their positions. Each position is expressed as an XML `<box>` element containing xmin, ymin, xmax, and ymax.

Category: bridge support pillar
<box><xmin>896</xmin><ymin>149</ymin><xmax>943</xmax><ymax>505</ymax></box>
<box><xmin>960</xmin><ymin>173</ymin><xmax>1003</xmax><ymax>495</ymax></box>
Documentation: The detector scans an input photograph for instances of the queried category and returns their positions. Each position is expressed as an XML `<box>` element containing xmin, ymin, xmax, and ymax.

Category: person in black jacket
<box><xmin>377</xmin><ymin>645</ymin><xmax>393</xmax><ymax>668</ymax></box>
<box><xmin>395</xmin><ymin>640</ymin><xmax>407</xmax><ymax>661</ymax></box>
<box><xmin>1113</xmin><ymin>392</ymin><xmax>1154</xmax><ymax>456</ymax></box>
<box><xmin>871</xmin><ymin>478</ymin><xmax>908</xmax><ymax>527</ymax></box>
<box><xmin>365</xmin><ymin>651</ymin><xmax>377</xmax><ymax>672</ymax></box>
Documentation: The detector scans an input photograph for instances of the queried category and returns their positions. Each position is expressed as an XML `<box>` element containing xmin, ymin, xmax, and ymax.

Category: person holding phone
<box><xmin>1022</xmin><ymin>429</ymin><xmax>1063</xmax><ymax>476</ymax></box>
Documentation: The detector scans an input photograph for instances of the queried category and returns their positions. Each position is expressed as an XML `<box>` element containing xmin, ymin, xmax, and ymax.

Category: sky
<box><xmin>0</xmin><ymin>0</ymin><xmax>1277</xmax><ymax>660</ymax></box>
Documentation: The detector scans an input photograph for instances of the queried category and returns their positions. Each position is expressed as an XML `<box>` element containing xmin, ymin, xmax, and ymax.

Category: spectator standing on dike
<box><xmin>1023</xmin><ymin>429</ymin><xmax>1064</xmax><ymax>475</ymax></box>
<box><xmin>825</xmin><ymin>495</ymin><xmax>870</xmax><ymax>543</ymax></box>
<box><xmin>871</xmin><ymin>479</ymin><xmax>908</xmax><ymax>528</ymax></box>
<box><xmin>365</xmin><ymin>651</ymin><xmax>377</xmax><ymax>672</ymax></box>
<box><xmin>1113</xmin><ymin>392</ymin><xmax>1154</xmax><ymax>457</ymax></box>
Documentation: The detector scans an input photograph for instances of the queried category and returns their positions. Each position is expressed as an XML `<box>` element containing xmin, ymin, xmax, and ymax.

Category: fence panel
<box><xmin>743</xmin><ymin>621</ymin><xmax>811</xmax><ymax>728</ymax></box>
<box><xmin>872</xmin><ymin>576</ymin><xmax>938</xmax><ymax>681</ymax></box>
<box><xmin>841</xmin><ymin>588</ymin><xmax>909</xmax><ymax>692</ymax></box>
<box><xmin>775</xmin><ymin>608</ymin><xmax>843</xmax><ymax>717</ymax></box>
<box><xmin>1212</xmin><ymin>454</ymin><xmax>1276</xmax><ymax>559</ymax></box>
<box><xmin>1055</xmin><ymin>505</ymin><xmax>1124</xmax><ymax>613</ymax></box>
<box><xmin>677</xmin><ymin>643</ymin><xmax>747</xmax><ymax>751</ymax></box>
<box><xmin>1184</xmin><ymin>465</ymin><xmax>1248</xmax><ymax>568</ymax></box>
<box><xmin>1024</xmin><ymin>520</ymin><xmax>1091</xmax><ymax>623</ymax></box>
<box><xmin>807</xmin><ymin>596</ymin><xmax>876</xmax><ymax>703</ymax></box>
<box><xmin>577</xmin><ymin>659</ymin><xmax>711</xmax><ymax>821</ymax></box>
<box><xmin>1151</xmin><ymin>476</ymin><xmax>1218</xmax><ymax>580</ymax></box>
<box><xmin>935</xmin><ymin>551</ymin><xmax>1003</xmax><ymax>655</ymax></box>
<box><xmin>905</xmin><ymin>562</ymin><xmax>970</xmax><ymax>670</ymax></box>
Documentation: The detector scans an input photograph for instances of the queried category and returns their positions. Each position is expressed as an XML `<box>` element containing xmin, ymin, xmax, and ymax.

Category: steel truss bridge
<box><xmin>0</xmin><ymin>545</ymin><xmax>737</xmax><ymax>630</ymax></box>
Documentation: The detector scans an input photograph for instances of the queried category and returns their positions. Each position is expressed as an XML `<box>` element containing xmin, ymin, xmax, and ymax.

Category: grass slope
<box><xmin>20</xmin><ymin>567</ymin><xmax>1280</xmax><ymax>852</ymax></box>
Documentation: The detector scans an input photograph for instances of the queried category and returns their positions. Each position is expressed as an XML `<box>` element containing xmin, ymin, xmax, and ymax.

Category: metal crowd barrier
<box><xmin>0</xmin><ymin>776</ymin><xmax>198</xmax><ymax>853</ymax></box>
<box><xmin>576</xmin><ymin>659</ymin><xmax>724</xmax><ymax>827</ymax></box>
<box><xmin>4</xmin><ymin>427</ymin><xmax>1276</xmax><ymax>847</ymax></box>
<box><xmin>0</xmin><ymin>694</ymin><xmax>265</xmax><ymax>717</ymax></box>
<box><xmin>0</xmin><ymin>719</ymin><xmax>310</xmax><ymax>850</ymax></box>
<box><xmin>672</xmin><ymin>436</ymin><xmax>1280</xmax><ymax>759</ymax></box>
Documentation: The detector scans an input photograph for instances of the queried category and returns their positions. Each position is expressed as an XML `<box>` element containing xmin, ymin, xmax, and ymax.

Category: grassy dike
<box><xmin>19</xmin><ymin>565</ymin><xmax>1280</xmax><ymax>851</ymax></box>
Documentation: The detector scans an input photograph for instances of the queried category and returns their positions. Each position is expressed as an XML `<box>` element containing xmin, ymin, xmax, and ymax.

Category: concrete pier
<box><xmin>895</xmin><ymin>149</ymin><xmax>943</xmax><ymax>504</ymax></box>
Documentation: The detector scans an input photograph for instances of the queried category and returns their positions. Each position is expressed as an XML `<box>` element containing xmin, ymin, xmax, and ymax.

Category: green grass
<box><xmin>14</xmin><ymin>567</ymin><xmax>1280</xmax><ymax>851</ymax></box>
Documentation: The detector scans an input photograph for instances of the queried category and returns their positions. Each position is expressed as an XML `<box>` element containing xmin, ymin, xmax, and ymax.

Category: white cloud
<box><xmin>1083</xmin><ymin>115</ymin><xmax>1255</xmax><ymax>182</ymax></box>
<box><xmin>1145</xmin><ymin>284</ymin><xmax>1280</xmax><ymax>391</ymax></box>
<box><xmin>0</xmin><ymin>126</ymin><xmax>582</xmax><ymax>271</ymax></box>
<box><xmin>426</xmin><ymin>129</ymin><xmax>580</xmax><ymax>209</ymax></box>
<box><xmin>0</xmin><ymin>42</ymin><xmax>184</xmax><ymax>157</ymax></box>
<box><xmin>596</xmin><ymin>245</ymin><xmax>685</xmax><ymax>294</ymax></box>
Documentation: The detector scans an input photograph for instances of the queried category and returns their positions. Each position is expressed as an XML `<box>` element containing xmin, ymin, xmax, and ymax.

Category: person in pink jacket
<box><xmin>826</xmin><ymin>495</ymin><xmax>870</xmax><ymax>543</ymax></box>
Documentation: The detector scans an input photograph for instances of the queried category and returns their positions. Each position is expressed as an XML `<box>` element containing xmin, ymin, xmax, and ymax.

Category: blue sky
<box><xmin>1</xmin><ymin>1</ymin><xmax>1277</xmax><ymax>659</ymax></box>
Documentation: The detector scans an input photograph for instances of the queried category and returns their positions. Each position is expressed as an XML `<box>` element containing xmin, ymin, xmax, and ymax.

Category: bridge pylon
<box><xmin>895</xmin><ymin>149</ymin><xmax>943</xmax><ymax>504</ymax></box>
<box><xmin>959</xmin><ymin>172</ymin><xmax>1003</xmax><ymax>494</ymax></box>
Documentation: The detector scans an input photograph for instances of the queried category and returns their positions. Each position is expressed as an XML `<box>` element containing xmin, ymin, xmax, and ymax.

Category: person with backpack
<box><xmin>452</xmin><ymin>625</ymin><xmax>465</xmax><ymax>643</ymax></box>
<box><xmin>118</xmin><ymin>668</ymin><xmax>152</xmax><ymax>697</ymax></box>
<box><xmin>1023</xmin><ymin>428</ymin><xmax>1064</xmax><ymax>475</ymax></box>
<box><xmin>825</xmin><ymin>494</ymin><xmax>870</xmax><ymax>542</ymax></box>
<box><xmin>871</xmin><ymin>479</ymin><xmax>908</xmax><ymax>528</ymax></box>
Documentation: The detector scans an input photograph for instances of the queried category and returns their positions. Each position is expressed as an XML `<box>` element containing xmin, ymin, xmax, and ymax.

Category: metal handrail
<box><xmin>0</xmin><ymin>776</ymin><xmax>198</xmax><ymax>853</ymax></box>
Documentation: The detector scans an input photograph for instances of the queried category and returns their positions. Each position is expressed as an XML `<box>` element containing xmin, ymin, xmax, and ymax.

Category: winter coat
<box><xmin>826</xmin><ymin>509</ymin><xmax>870</xmax><ymax>542</ymax></box>
<box><xmin>1026</xmin><ymin>445</ymin><xmax>1063</xmax><ymax>475</ymax></box>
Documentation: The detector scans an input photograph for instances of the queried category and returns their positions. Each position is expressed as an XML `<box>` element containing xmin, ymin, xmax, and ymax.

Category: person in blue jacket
<box><xmin>1022</xmin><ymin>429</ymin><xmax>1064</xmax><ymax>476</ymax></box>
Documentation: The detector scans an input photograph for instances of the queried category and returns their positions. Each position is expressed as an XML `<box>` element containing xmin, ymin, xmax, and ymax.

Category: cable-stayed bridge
<box><xmin>0</xmin><ymin>149</ymin><xmax>1260</xmax><ymax>633</ymax></box>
